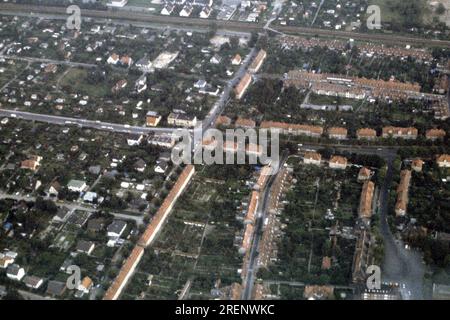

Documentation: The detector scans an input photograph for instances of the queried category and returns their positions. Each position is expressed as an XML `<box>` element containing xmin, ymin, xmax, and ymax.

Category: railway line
<box><xmin>1</xmin><ymin>3</ymin><xmax>450</xmax><ymax>47</ymax></box>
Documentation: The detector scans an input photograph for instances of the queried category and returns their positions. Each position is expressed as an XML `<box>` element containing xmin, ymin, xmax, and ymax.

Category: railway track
<box><xmin>1</xmin><ymin>3</ymin><xmax>450</xmax><ymax>47</ymax></box>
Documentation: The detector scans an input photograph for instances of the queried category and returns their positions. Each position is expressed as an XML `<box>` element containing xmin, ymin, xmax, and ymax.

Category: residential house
<box><xmin>83</xmin><ymin>192</ymin><xmax>98</xmax><ymax>203</ymax></box>
<box><xmin>210</xmin><ymin>54</ymin><xmax>222</xmax><ymax>64</ymax></box>
<box><xmin>135</xmin><ymin>57</ymin><xmax>152</xmax><ymax>72</ymax></box>
<box><xmin>46</xmin><ymin>281</ymin><xmax>66</xmax><ymax>297</ymax></box>
<box><xmin>6</xmin><ymin>264</ymin><xmax>25</xmax><ymax>281</ymax></box>
<box><xmin>382</xmin><ymin>126</ymin><xmax>418</xmax><ymax>140</ymax></box>
<box><xmin>134</xmin><ymin>158</ymin><xmax>147</xmax><ymax>173</ymax></box>
<box><xmin>231</xmin><ymin>54</ymin><xmax>242</xmax><ymax>65</ymax></box>
<box><xmin>67</xmin><ymin>179</ymin><xmax>87</xmax><ymax>193</ymax></box>
<box><xmin>52</xmin><ymin>207</ymin><xmax>72</xmax><ymax>223</ymax></box>
<box><xmin>161</xmin><ymin>4</ymin><xmax>175</xmax><ymax>15</ymax></box>
<box><xmin>180</xmin><ymin>4</ymin><xmax>194</xmax><ymax>17</ymax></box>
<box><xmin>329</xmin><ymin>155</ymin><xmax>347</xmax><ymax>169</ymax></box>
<box><xmin>411</xmin><ymin>159</ymin><xmax>424</xmax><ymax>172</ymax></box>
<box><xmin>146</xmin><ymin>111</ymin><xmax>162</xmax><ymax>127</ymax></box>
<box><xmin>135</xmin><ymin>75</ymin><xmax>147</xmax><ymax>93</ymax></box>
<box><xmin>126</xmin><ymin>134</ymin><xmax>144</xmax><ymax>146</ymax></box>
<box><xmin>356</xmin><ymin>128</ymin><xmax>377</xmax><ymax>140</ymax></box>
<box><xmin>304</xmin><ymin>151</ymin><xmax>321</xmax><ymax>166</ymax></box>
<box><xmin>120</xmin><ymin>55</ymin><xmax>133</xmax><ymax>67</ymax></box>
<box><xmin>20</xmin><ymin>155</ymin><xmax>42</xmax><ymax>171</ymax></box>
<box><xmin>155</xmin><ymin>161</ymin><xmax>169</xmax><ymax>174</ymax></box>
<box><xmin>194</xmin><ymin>79</ymin><xmax>207</xmax><ymax>89</ymax></box>
<box><xmin>78</xmin><ymin>276</ymin><xmax>93</xmax><ymax>294</ymax></box>
<box><xmin>76</xmin><ymin>240</ymin><xmax>95</xmax><ymax>255</ymax></box>
<box><xmin>107</xmin><ymin>220</ymin><xmax>127</xmax><ymax>238</ymax></box>
<box><xmin>358</xmin><ymin>167</ymin><xmax>372</xmax><ymax>181</ymax></box>
<box><xmin>437</xmin><ymin>154</ymin><xmax>450</xmax><ymax>168</ymax></box>
<box><xmin>107</xmin><ymin>53</ymin><xmax>120</xmax><ymax>65</ymax></box>
<box><xmin>0</xmin><ymin>254</ymin><xmax>14</xmax><ymax>269</ymax></box>
<box><xmin>23</xmin><ymin>276</ymin><xmax>44</xmax><ymax>289</ymax></box>
<box><xmin>426</xmin><ymin>128</ymin><xmax>446</xmax><ymax>141</ymax></box>
<box><xmin>167</xmin><ymin>112</ymin><xmax>197</xmax><ymax>127</ymax></box>
<box><xmin>148</xmin><ymin>134</ymin><xmax>175</xmax><ymax>148</ymax></box>
<box><xmin>200</xmin><ymin>6</ymin><xmax>212</xmax><ymax>18</ymax></box>
<box><xmin>44</xmin><ymin>64</ymin><xmax>57</xmax><ymax>74</ymax></box>
<box><xmin>48</xmin><ymin>180</ymin><xmax>61</xmax><ymax>197</ymax></box>
<box><xmin>327</xmin><ymin>127</ymin><xmax>347</xmax><ymax>140</ymax></box>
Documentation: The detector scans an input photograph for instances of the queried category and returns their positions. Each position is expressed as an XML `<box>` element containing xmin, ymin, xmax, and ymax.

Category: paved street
<box><xmin>242</xmin><ymin>153</ymin><xmax>288</xmax><ymax>299</ymax></box>
<box><xmin>0</xmin><ymin>192</ymin><xmax>144</xmax><ymax>226</ymax></box>
<box><xmin>0</xmin><ymin>109</ymin><xmax>181</xmax><ymax>135</ymax></box>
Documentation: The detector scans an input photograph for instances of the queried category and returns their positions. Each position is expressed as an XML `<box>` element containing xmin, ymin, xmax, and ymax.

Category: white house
<box><xmin>200</xmin><ymin>6</ymin><xmax>212</xmax><ymax>18</ymax></box>
<box><xmin>210</xmin><ymin>54</ymin><xmax>222</xmax><ymax>64</ymax></box>
<box><xmin>67</xmin><ymin>179</ymin><xmax>88</xmax><ymax>193</ymax></box>
<box><xmin>180</xmin><ymin>5</ymin><xmax>194</xmax><ymax>17</ymax></box>
<box><xmin>107</xmin><ymin>53</ymin><xmax>120</xmax><ymax>65</ymax></box>
<box><xmin>6</xmin><ymin>264</ymin><xmax>25</xmax><ymax>281</ymax></box>
<box><xmin>154</xmin><ymin>161</ymin><xmax>169</xmax><ymax>173</ymax></box>
<box><xmin>126</xmin><ymin>134</ymin><xmax>144</xmax><ymax>146</ymax></box>
<box><xmin>161</xmin><ymin>4</ymin><xmax>175</xmax><ymax>15</ymax></box>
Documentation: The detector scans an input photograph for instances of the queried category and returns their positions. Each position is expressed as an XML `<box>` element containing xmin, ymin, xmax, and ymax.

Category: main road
<box><xmin>0</xmin><ymin>109</ymin><xmax>182</xmax><ymax>135</ymax></box>
<box><xmin>242</xmin><ymin>152</ymin><xmax>288</xmax><ymax>300</ymax></box>
<box><xmin>1</xmin><ymin>3</ymin><xmax>450</xmax><ymax>47</ymax></box>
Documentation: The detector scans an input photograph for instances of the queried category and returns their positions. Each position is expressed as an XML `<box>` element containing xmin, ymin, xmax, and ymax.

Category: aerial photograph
<box><xmin>0</xmin><ymin>0</ymin><xmax>449</xmax><ymax>311</ymax></box>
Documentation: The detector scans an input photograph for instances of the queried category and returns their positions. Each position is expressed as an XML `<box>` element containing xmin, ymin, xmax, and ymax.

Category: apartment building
<box><xmin>327</xmin><ymin>127</ymin><xmax>348</xmax><ymax>140</ymax></box>
<box><xmin>395</xmin><ymin>170</ymin><xmax>412</xmax><ymax>217</ymax></box>
<box><xmin>234</xmin><ymin>73</ymin><xmax>252</xmax><ymax>100</ymax></box>
<box><xmin>358</xmin><ymin>181</ymin><xmax>374</xmax><ymax>220</ymax></box>
<box><xmin>382</xmin><ymin>126</ymin><xmax>418</xmax><ymax>140</ymax></box>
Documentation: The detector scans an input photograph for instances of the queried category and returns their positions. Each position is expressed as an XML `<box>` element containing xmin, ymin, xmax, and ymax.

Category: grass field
<box><xmin>59</xmin><ymin>68</ymin><xmax>110</xmax><ymax>98</ymax></box>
